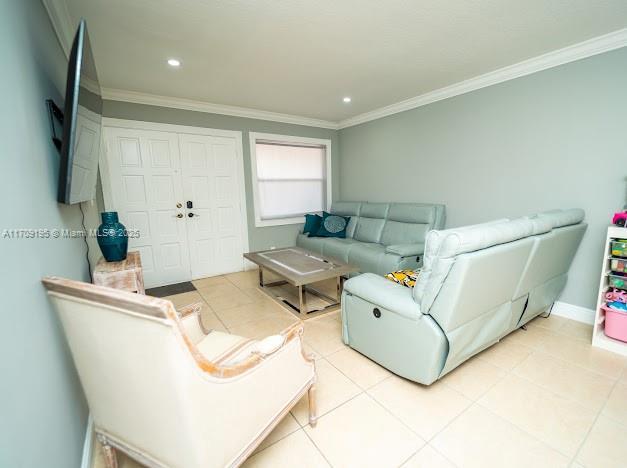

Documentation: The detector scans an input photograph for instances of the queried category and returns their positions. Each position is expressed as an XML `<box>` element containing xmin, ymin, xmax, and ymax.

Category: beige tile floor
<box><xmin>93</xmin><ymin>270</ymin><xmax>627</xmax><ymax>468</ymax></box>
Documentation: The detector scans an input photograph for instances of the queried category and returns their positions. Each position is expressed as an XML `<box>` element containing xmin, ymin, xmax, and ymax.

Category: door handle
<box><xmin>174</xmin><ymin>213</ymin><xmax>183</xmax><ymax>218</ymax></box>
<box><xmin>188</xmin><ymin>212</ymin><xmax>199</xmax><ymax>218</ymax></box>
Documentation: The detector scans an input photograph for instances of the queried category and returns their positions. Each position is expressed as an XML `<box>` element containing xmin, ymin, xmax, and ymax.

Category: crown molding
<box><xmin>42</xmin><ymin>0</ymin><xmax>73</xmax><ymax>57</ymax></box>
<box><xmin>43</xmin><ymin>0</ymin><xmax>627</xmax><ymax>131</ymax></box>
<box><xmin>338</xmin><ymin>27</ymin><xmax>627</xmax><ymax>128</ymax></box>
<box><xmin>41</xmin><ymin>0</ymin><xmax>337</xmax><ymax>129</ymax></box>
<box><xmin>101</xmin><ymin>88</ymin><xmax>340</xmax><ymax>129</ymax></box>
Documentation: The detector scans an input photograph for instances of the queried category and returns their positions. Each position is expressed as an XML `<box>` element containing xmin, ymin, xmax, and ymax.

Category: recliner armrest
<box><xmin>385</xmin><ymin>243</ymin><xmax>425</xmax><ymax>257</ymax></box>
<box><xmin>343</xmin><ymin>273</ymin><xmax>421</xmax><ymax>320</ymax></box>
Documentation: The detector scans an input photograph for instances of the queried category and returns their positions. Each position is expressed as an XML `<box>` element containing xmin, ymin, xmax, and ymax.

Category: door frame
<box><xmin>100</xmin><ymin>118</ymin><xmax>250</xmax><ymax>276</ymax></box>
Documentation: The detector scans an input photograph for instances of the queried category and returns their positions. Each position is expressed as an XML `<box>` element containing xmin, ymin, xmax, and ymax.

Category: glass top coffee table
<box><xmin>244</xmin><ymin>247</ymin><xmax>358</xmax><ymax>315</ymax></box>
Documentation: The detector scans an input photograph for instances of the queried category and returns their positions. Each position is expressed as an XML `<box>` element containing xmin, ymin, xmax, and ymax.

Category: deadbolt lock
<box><xmin>176</xmin><ymin>203</ymin><xmax>182</xmax><ymax>208</ymax></box>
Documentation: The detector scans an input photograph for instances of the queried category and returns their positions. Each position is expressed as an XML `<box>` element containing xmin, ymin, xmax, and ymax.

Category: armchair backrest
<box><xmin>330</xmin><ymin>201</ymin><xmax>446</xmax><ymax>245</ymax></box>
<box><xmin>43</xmin><ymin>277</ymin><xmax>203</xmax><ymax>467</ymax></box>
<box><xmin>42</xmin><ymin>277</ymin><xmax>308</xmax><ymax>468</ymax></box>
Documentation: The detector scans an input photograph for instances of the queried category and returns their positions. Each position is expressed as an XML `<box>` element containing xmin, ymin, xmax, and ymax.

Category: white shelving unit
<box><xmin>592</xmin><ymin>225</ymin><xmax>627</xmax><ymax>357</ymax></box>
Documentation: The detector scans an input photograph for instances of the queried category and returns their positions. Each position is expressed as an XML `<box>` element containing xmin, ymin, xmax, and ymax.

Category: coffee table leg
<box><xmin>258</xmin><ymin>266</ymin><xmax>264</xmax><ymax>287</ymax></box>
<box><xmin>299</xmin><ymin>284</ymin><xmax>307</xmax><ymax>314</ymax></box>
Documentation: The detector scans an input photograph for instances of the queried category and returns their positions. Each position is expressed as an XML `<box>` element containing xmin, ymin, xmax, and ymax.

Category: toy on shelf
<box><xmin>611</xmin><ymin>239</ymin><xmax>627</xmax><ymax>257</ymax></box>
<box><xmin>613</xmin><ymin>211</ymin><xmax>627</xmax><ymax>227</ymax></box>
<box><xmin>612</xmin><ymin>181</ymin><xmax>627</xmax><ymax>226</ymax></box>
<box><xmin>605</xmin><ymin>288</ymin><xmax>627</xmax><ymax>311</ymax></box>
<box><xmin>609</xmin><ymin>274</ymin><xmax>627</xmax><ymax>290</ymax></box>
<box><xmin>611</xmin><ymin>258</ymin><xmax>627</xmax><ymax>273</ymax></box>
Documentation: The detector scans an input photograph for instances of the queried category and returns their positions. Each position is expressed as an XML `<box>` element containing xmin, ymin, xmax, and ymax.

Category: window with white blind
<box><xmin>249</xmin><ymin>133</ymin><xmax>332</xmax><ymax>227</ymax></box>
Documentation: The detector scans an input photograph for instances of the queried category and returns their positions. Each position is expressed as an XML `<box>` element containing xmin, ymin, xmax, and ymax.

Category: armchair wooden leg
<box><xmin>308</xmin><ymin>384</ymin><xmax>318</xmax><ymax>427</ymax></box>
<box><xmin>97</xmin><ymin>434</ymin><xmax>118</xmax><ymax>468</ymax></box>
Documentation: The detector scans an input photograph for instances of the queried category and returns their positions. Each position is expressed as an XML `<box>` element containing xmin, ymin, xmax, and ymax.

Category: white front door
<box><xmin>180</xmin><ymin>134</ymin><xmax>246</xmax><ymax>278</ymax></box>
<box><xmin>102</xmin><ymin>123</ymin><xmax>248</xmax><ymax>288</ymax></box>
<box><xmin>104</xmin><ymin>127</ymin><xmax>191</xmax><ymax>287</ymax></box>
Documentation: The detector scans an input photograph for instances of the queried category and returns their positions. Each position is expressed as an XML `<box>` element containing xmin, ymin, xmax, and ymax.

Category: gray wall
<box><xmin>338</xmin><ymin>47</ymin><xmax>627</xmax><ymax>310</ymax></box>
<box><xmin>102</xmin><ymin>101</ymin><xmax>339</xmax><ymax>251</ymax></box>
<box><xmin>0</xmin><ymin>1</ymin><xmax>89</xmax><ymax>467</ymax></box>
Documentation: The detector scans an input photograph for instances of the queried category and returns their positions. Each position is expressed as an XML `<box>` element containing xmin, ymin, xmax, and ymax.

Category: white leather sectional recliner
<box><xmin>341</xmin><ymin>209</ymin><xmax>587</xmax><ymax>385</ymax></box>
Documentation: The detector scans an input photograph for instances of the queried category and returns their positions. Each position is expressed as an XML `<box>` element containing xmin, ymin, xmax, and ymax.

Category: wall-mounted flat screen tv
<box><xmin>58</xmin><ymin>19</ymin><xmax>102</xmax><ymax>204</ymax></box>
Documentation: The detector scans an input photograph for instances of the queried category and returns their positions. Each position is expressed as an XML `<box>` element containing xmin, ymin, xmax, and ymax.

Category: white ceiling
<box><xmin>63</xmin><ymin>0</ymin><xmax>627</xmax><ymax>124</ymax></box>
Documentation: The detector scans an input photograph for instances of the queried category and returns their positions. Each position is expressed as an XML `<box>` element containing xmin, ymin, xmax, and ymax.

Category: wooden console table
<box><xmin>93</xmin><ymin>251</ymin><xmax>145</xmax><ymax>294</ymax></box>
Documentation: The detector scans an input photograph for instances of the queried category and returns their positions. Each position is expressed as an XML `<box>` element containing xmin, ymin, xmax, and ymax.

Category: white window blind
<box><xmin>254</xmin><ymin>140</ymin><xmax>328</xmax><ymax>222</ymax></box>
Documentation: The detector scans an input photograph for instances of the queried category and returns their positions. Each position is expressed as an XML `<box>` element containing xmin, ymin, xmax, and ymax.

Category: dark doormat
<box><xmin>146</xmin><ymin>281</ymin><xmax>197</xmax><ymax>297</ymax></box>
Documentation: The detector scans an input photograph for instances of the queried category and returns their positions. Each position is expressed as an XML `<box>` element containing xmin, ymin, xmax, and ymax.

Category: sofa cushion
<box><xmin>385</xmin><ymin>269</ymin><xmax>420</xmax><ymax>288</ymax></box>
<box><xmin>387</xmin><ymin>204</ymin><xmax>436</xmax><ymax>224</ymax></box>
<box><xmin>331</xmin><ymin>202</ymin><xmax>362</xmax><ymax>238</ymax></box>
<box><xmin>354</xmin><ymin>217</ymin><xmax>386</xmax><ymax>243</ymax></box>
<box><xmin>380</xmin><ymin>204</ymin><xmax>443</xmax><ymax>245</ymax></box>
<box><xmin>432</xmin><ymin>204</ymin><xmax>447</xmax><ymax>230</ymax></box>
<box><xmin>322</xmin><ymin>238</ymin><xmax>359</xmax><ymax>263</ymax></box>
<box><xmin>360</xmin><ymin>203</ymin><xmax>390</xmax><ymax>218</ymax></box>
<box><xmin>537</xmin><ymin>208</ymin><xmax>585</xmax><ymax>229</ymax></box>
<box><xmin>296</xmin><ymin>233</ymin><xmax>325</xmax><ymax>255</ymax></box>
<box><xmin>217</xmin><ymin>334</ymin><xmax>286</xmax><ymax>366</ymax></box>
<box><xmin>352</xmin><ymin>203</ymin><xmax>389</xmax><ymax>243</ymax></box>
<box><xmin>380</xmin><ymin>221</ymin><xmax>430</xmax><ymax>246</ymax></box>
<box><xmin>315</xmin><ymin>212</ymin><xmax>350</xmax><ymax>238</ymax></box>
<box><xmin>303</xmin><ymin>213</ymin><xmax>322</xmax><ymax>236</ymax></box>
<box><xmin>330</xmin><ymin>201</ymin><xmax>362</xmax><ymax>217</ymax></box>
<box><xmin>348</xmin><ymin>243</ymin><xmax>386</xmax><ymax>274</ymax></box>
<box><xmin>425</xmin><ymin>218</ymin><xmax>532</xmax><ymax>260</ymax></box>
<box><xmin>385</xmin><ymin>243</ymin><xmax>426</xmax><ymax>257</ymax></box>
<box><xmin>197</xmin><ymin>331</ymin><xmax>250</xmax><ymax>361</ymax></box>
<box><xmin>524</xmin><ymin>215</ymin><xmax>553</xmax><ymax>235</ymax></box>
<box><xmin>344</xmin><ymin>217</ymin><xmax>359</xmax><ymax>238</ymax></box>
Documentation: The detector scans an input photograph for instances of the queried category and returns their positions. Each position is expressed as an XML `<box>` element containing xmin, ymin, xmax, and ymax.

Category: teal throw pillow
<box><xmin>315</xmin><ymin>212</ymin><xmax>350</xmax><ymax>238</ymax></box>
<box><xmin>303</xmin><ymin>213</ymin><xmax>322</xmax><ymax>236</ymax></box>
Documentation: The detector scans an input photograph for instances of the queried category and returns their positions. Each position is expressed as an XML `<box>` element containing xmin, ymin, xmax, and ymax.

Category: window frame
<box><xmin>249</xmin><ymin>132</ymin><xmax>332</xmax><ymax>228</ymax></box>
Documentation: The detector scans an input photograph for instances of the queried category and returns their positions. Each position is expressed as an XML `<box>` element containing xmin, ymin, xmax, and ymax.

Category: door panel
<box><xmin>179</xmin><ymin>134</ymin><xmax>245</xmax><ymax>278</ymax></box>
<box><xmin>104</xmin><ymin>128</ymin><xmax>191</xmax><ymax>287</ymax></box>
<box><xmin>103</xmin><ymin>126</ymin><xmax>246</xmax><ymax>287</ymax></box>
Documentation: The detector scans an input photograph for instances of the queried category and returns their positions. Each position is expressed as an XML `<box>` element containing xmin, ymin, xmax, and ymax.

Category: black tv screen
<box><xmin>58</xmin><ymin>19</ymin><xmax>102</xmax><ymax>204</ymax></box>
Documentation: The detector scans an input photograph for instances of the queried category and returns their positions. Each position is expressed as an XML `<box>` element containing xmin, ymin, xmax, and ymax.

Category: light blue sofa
<box><xmin>296</xmin><ymin>201</ymin><xmax>446</xmax><ymax>276</ymax></box>
<box><xmin>341</xmin><ymin>209</ymin><xmax>587</xmax><ymax>385</ymax></box>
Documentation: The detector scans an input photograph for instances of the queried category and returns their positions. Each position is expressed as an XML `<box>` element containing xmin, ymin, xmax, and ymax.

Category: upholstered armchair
<box><xmin>42</xmin><ymin>277</ymin><xmax>317</xmax><ymax>468</ymax></box>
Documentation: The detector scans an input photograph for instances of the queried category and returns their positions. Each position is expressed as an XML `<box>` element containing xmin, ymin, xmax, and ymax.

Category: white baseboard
<box><xmin>551</xmin><ymin>301</ymin><xmax>595</xmax><ymax>324</ymax></box>
<box><xmin>81</xmin><ymin>413</ymin><xmax>94</xmax><ymax>468</ymax></box>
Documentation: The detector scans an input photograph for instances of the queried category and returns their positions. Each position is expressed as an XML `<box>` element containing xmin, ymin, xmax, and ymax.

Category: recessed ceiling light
<box><xmin>343</xmin><ymin>97</ymin><xmax>352</xmax><ymax>103</ymax></box>
<box><xmin>167</xmin><ymin>58</ymin><xmax>181</xmax><ymax>67</ymax></box>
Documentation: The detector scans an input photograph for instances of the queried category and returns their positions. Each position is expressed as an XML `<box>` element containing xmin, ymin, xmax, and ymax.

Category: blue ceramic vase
<box><xmin>97</xmin><ymin>211</ymin><xmax>128</xmax><ymax>262</ymax></box>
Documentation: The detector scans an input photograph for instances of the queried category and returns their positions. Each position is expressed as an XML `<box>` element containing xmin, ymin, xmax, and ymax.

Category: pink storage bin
<box><xmin>602</xmin><ymin>306</ymin><xmax>627</xmax><ymax>343</ymax></box>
